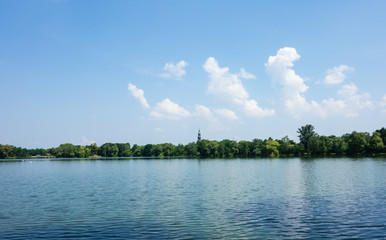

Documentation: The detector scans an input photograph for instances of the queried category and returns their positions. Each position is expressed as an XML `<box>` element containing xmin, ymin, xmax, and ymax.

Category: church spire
<box><xmin>197</xmin><ymin>129</ymin><xmax>201</xmax><ymax>141</ymax></box>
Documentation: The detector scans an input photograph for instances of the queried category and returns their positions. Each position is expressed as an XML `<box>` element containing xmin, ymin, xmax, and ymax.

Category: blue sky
<box><xmin>1</xmin><ymin>0</ymin><xmax>385</xmax><ymax>148</ymax></box>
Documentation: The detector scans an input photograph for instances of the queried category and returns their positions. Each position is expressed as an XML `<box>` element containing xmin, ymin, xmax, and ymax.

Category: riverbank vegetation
<box><xmin>1</xmin><ymin>125</ymin><xmax>385</xmax><ymax>159</ymax></box>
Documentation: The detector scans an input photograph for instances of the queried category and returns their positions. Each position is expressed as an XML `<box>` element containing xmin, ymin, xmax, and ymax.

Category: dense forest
<box><xmin>1</xmin><ymin>125</ymin><xmax>385</xmax><ymax>159</ymax></box>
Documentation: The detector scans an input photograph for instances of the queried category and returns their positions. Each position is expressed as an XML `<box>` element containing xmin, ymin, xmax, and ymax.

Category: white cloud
<box><xmin>265</xmin><ymin>47</ymin><xmax>312</xmax><ymax>118</ymax></box>
<box><xmin>150</xmin><ymin>98</ymin><xmax>190</xmax><ymax>120</ymax></box>
<box><xmin>266</xmin><ymin>47</ymin><xmax>372</xmax><ymax>118</ymax></box>
<box><xmin>204</xmin><ymin>57</ymin><xmax>248</xmax><ymax>105</ymax></box>
<box><xmin>381</xmin><ymin>94</ymin><xmax>386</xmax><ymax>113</ymax></box>
<box><xmin>338</xmin><ymin>83</ymin><xmax>359</xmax><ymax>96</ymax></box>
<box><xmin>128</xmin><ymin>83</ymin><xmax>150</xmax><ymax>109</ymax></box>
<box><xmin>324</xmin><ymin>65</ymin><xmax>354</xmax><ymax>85</ymax></box>
<box><xmin>239</xmin><ymin>68</ymin><xmax>256</xmax><ymax>79</ymax></box>
<box><xmin>194</xmin><ymin>105</ymin><xmax>218</xmax><ymax>122</ymax></box>
<box><xmin>380</xmin><ymin>94</ymin><xmax>386</xmax><ymax>107</ymax></box>
<box><xmin>203</xmin><ymin>57</ymin><xmax>275</xmax><ymax>118</ymax></box>
<box><xmin>214</xmin><ymin>108</ymin><xmax>238</xmax><ymax>120</ymax></box>
<box><xmin>337</xmin><ymin>83</ymin><xmax>373</xmax><ymax>116</ymax></box>
<box><xmin>159</xmin><ymin>60</ymin><xmax>188</xmax><ymax>80</ymax></box>
<box><xmin>193</xmin><ymin>105</ymin><xmax>231</xmax><ymax>132</ymax></box>
<box><xmin>315</xmin><ymin>84</ymin><xmax>372</xmax><ymax>118</ymax></box>
<box><xmin>243</xmin><ymin>99</ymin><xmax>276</xmax><ymax>118</ymax></box>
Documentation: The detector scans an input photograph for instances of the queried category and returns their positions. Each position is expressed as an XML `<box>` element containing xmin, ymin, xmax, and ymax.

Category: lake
<box><xmin>0</xmin><ymin>158</ymin><xmax>385</xmax><ymax>239</ymax></box>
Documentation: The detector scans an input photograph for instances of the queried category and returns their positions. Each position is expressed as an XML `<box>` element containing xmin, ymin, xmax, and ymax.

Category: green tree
<box><xmin>116</xmin><ymin>143</ymin><xmax>131</xmax><ymax>157</ymax></box>
<box><xmin>251</xmin><ymin>139</ymin><xmax>264</xmax><ymax>157</ymax></box>
<box><xmin>294</xmin><ymin>143</ymin><xmax>305</xmax><ymax>156</ymax></box>
<box><xmin>133</xmin><ymin>145</ymin><xmax>144</xmax><ymax>157</ymax></box>
<box><xmin>297</xmin><ymin>124</ymin><xmax>317</xmax><ymax>154</ymax></box>
<box><xmin>0</xmin><ymin>144</ymin><xmax>16</xmax><ymax>158</ymax></box>
<box><xmin>28</xmin><ymin>148</ymin><xmax>48</xmax><ymax>156</ymax></box>
<box><xmin>239</xmin><ymin>140</ymin><xmax>251</xmax><ymax>157</ymax></box>
<box><xmin>229</xmin><ymin>140</ymin><xmax>239</xmax><ymax>157</ymax></box>
<box><xmin>278</xmin><ymin>136</ymin><xmax>295</xmax><ymax>155</ymax></box>
<box><xmin>173</xmin><ymin>144</ymin><xmax>186</xmax><ymax>156</ymax></box>
<box><xmin>161</xmin><ymin>143</ymin><xmax>175</xmax><ymax>156</ymax></box>
<box><xmin>263</xmin><ymin>138</ymin><xmax>280</xmax><ymax>157</ymax></box>
<box><xmin>98</xmin><ymin>143</ymin><xmax>119</xmax><ymax>157</ymax></box>
<box><xmin>369</xmin><ymin>132</ymin><xmax>384</xmax><ymax>153</ymax></box>
<box><xmin>87</xmin><ymin>143</ymin><xmax>99</xmax><ymax>156</ymax></box>
<box><xmin>52</xmin><ymin>143</ymin><xmax>76</xmax><ymax>158</ymax></box>
<box><xmin>308</xmin><ymin>135</ymin><xmax>323</xmax><ymax>155</ymax></box>
<box><xmin>143</xmin><ymin>144</ymin><xmax>153</xmax><ymax>157</ymax></box>
<box><xmin>151</xmin><ymin>144</ymin><xmax>163</xmax><ymax>157</ymax></box>
<box><xmin>197</xmin><ymin>140</ymin><xmax>210</xmax><ymax>157</ymax></box>
<box><xmin>330</xmin><ymin>136</ymin><xmax>348</xmax><ymax>155</ymax></box>
<box><xmin>75</xmin><ymin>146</ymin><xmax>91</xmax><ymax>158</ymax></box>
<box><xmin>185</xmin><ymin>142</ymin><xmax>198</xmax><ymax>157</ymax></box>
<box><xmin>208</xmin><ymin>141</ymin><xmax>220</xmax><ymax>157</ymax></box>
<box><xmin>375</xmin><ymin>127</ymin><xmax>386</xmax><ymax>146</ymax></box>
<box><xmin>347</xmin><ymin>131</ymin><xmax>368</xmax><ymax>155</ymax></box>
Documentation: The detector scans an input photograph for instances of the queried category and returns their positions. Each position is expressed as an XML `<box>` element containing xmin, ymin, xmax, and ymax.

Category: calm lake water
<box><xmin>0</xmin><ymin>158</ymin><xmax>385</xmax><ymax>239</ymax></box>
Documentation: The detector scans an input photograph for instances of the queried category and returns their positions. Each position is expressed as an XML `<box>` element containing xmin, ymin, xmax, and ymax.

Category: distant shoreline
<box><xmin>1</xmin><ymin>125</ymin><xmax>385</xmax><ymax>159</ymax></box>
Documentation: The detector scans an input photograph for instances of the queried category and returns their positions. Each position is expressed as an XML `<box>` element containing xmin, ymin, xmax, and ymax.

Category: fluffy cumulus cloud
<box><xmin>150</xmin><ymin>98</ymin><xmax>190</xmax><ymax>120</ymax></box>
<box><xmin>128</xmin><ymin>83</ymin><xmax>150</xmax><ymax>108</ymax></box>
<box><xmin>324</xmin><ymin>65</ymin><xmax>354</xmax><ymax>85</ymax></box>
<box><xmin>130</xmin><ymin>48</ymin><xmax>377</xmax><ymax>122</ymax></box>
<box><xmin>266</xmin><ymin>47</ymin><xmax>372</xmax><ymax>118</ymax></box>
<box><xmin>265</xmin><ymin>47</ymin><xmax>313</xmax><ymax>117</ymax></box>
<box><xmin>204</xmin><ymin>57</ymin><xmax>275</xmax><ymax>117</ymax></box>
<box><xmin>159</xmin><ymin>60</ymin><xmax>188</xmax><ymax>80</ymax></box>
<box><xmin>214</xmin><ymin>108</ymin><xmax>238</xmax><ymax>120</ymax></box>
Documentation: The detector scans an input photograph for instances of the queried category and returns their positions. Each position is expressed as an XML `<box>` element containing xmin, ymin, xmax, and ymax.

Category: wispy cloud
<box><xmin>194</xmin><ymin>105</ymin><xmax>218</xmax><ymax>122</ymax></box>
<box><xmin>193</xmin><ymin>104</ymin><xmax>230</xmax><ymax>132</ymax></box>
<box><xmin>214</xmin><ymin>108</ymin><xmax>238</xmax><ymax>120</ymax></box>
<box><xmin>82</xmin><ymin>136</ymin><xmax>95</xmax><ymax>145</ymax></box>
<box><xmin>324</xmin><ymin>65</ymin><xmax>354</xmax><ymax>85</ymax></box>
<box><xmin>380</xmin><ymin>94</ymin><xmax>386</xmax><ymax>107</ymax></box>
<box><xmin>380</xmin><ymin>94</ymin><xmax>386</xmax><ymax>113</ymax></box>
<box><xmin>159</xmin><ymin>60</ymin><xmax>188</xmax><ymax>80</ymax></box>
<box><xmin>128</xmin><ymin>83</ymin><xmax>150</xmax><ymax>109</ymax></box>
<box><xmin>238</xmin><ymin>68</ymin><xmax>256</xmax><ymax>79</ymax></box>
<box><xmin>336</xmin><ymin>83</ymin><xmax>372</xmax><ymax>117</ymax></box>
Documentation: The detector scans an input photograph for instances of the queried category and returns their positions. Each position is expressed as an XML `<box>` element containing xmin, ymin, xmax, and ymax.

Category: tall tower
<box><xmin>197</xmin><ymin>130</ymin><xmax>201</xmax><ymax>141</ymax></box>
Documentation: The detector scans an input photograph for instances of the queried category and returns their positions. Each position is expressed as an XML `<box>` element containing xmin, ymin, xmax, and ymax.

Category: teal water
<box><xmin>0</xmin><ymin>158</ymin><xmax>385</xmax><ymax>239</ymax></box>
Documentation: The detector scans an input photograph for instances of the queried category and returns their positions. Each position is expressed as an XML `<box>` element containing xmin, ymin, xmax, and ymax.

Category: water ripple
<box><xmin>0</xmin><ymin>158</ymin><xmax>385</xmax><ymax>239</ymax></box>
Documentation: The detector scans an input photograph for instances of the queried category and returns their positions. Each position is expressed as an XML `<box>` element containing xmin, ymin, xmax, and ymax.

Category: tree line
<box><xmin>1</xmin><ymin>125</ymin><xmax>385</xmax><ymax>159</ymax></box>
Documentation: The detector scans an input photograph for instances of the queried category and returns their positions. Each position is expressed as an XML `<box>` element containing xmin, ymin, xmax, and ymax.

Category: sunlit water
<box><xmin>0</xmin><ymin>158</ymin><xmax>385</xmax><ymax>239</ymax></box>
